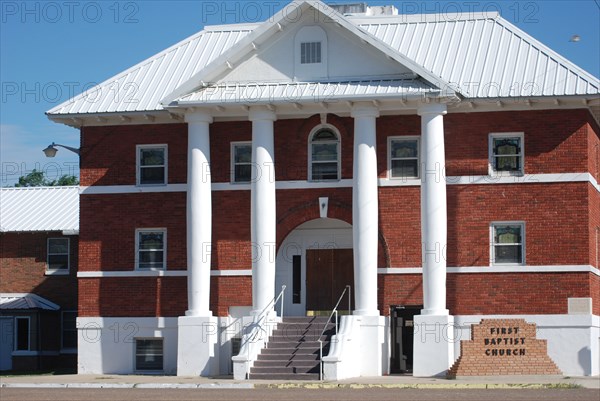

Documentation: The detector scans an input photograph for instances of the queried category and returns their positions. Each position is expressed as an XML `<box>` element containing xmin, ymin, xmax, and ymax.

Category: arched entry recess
<box><xmin>275</xmin><ymin>218</ymin><xmax>354</xmax><ymax>316</ymax></box>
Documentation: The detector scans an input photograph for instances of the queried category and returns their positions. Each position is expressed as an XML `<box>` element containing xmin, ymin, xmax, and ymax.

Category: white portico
<box><xmin>164</xmin><ymin>0</ymin><xmax>457</xmax><ymax>379</ymax></box>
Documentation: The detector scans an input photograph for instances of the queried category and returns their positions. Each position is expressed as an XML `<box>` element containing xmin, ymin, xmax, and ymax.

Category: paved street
<box><xmin>1</xmin><ymin>388</ymin><xmax>600</xmax><ymax>401</ymax></box>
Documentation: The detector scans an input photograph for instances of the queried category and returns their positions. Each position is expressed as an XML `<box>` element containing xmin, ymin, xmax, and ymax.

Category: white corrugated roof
<box><xmin>46</xmin><ymin>1</ymin><xmax>599</xmax><ymax>117</ymax></box>
<box><xmin>47</xmin><ymin>26</ymin><xmax>255</xmax><ymax>115</ymax></box>
<box><xmin>356</xmin><ymin>14</ymin><xmax>599</xmax><ymax>98</ymax></box>
<box><xmin>0</xmin><ymin>293</ymin><xmax>60</xmax><ymax>311</ymax></box>
<box><xmin>0</xmin><ymin>186</ymin><xmax>79</xmax><ymax>232</ymax></box>
<box><xmin>177</xmin><ymin>79</ymin><xmax>439</xmax><ymax>104</ymax></box>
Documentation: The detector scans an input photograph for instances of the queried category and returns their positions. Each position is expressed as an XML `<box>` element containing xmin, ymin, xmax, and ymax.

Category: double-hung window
<box><xmin>137</xmin><ymin>145</ymin><xmax>167</xmax><ymax>185</ymax></box>
<box><xmin>489</xmin><ymin>133</ymin><xmax>524</xmax><ymax>175</ymax></box>
<box><xmin>491</xmin><ymin>222</ymin><xmax>525</xmax><ymax>265</ymax></box>
<box><xmin>136</xmin><ymin>229</ymin><xmax>166</xmax><ymax>270</ymax></box>
<box><xmin>388</xmin><ymin>137</ymin><xmax>419</xmax><ymax>179</ymax></box>
<box><xmin>309</xmin><ymin>128</ymin><xmax>340</xmax><ymax>181</ymax></box>
<box><xmin>47</xmin><ymin>238</ymin><xmax>70</xmax><ymax>274</ymax></box>
<box><xmin>15</xmin><ymin>317</ymin><xmax>30</xmax><ymax>351</ymax></box>
<box><xmin>231</xmin><ymin>142</ymin><xmax>252</xmax><ymax>183</ymax></box>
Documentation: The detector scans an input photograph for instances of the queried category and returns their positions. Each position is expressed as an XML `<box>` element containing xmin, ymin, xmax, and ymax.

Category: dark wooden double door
<box><xmin>306</xmin><ymin>249</ymin><xmax>354</xmax><ymax>311</ymax></box>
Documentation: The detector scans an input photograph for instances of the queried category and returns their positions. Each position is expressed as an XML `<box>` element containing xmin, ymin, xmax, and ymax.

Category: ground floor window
<box><xmin>491</xmin><ymin>222</ymin><xmax>525</xmax><ymax>265</ymax></box>
<box><xmin>15</xmin><ymin>317</ymin><xmax>30</xmax><ymax>351</ymax></box>
<box><xmin>135</xmin><ymin>338</ymin><xmax>163</xmax><ymax>372</ymax></box>
<box><xmin>62</xmin><ymin>311</ymin><xmax>77</xmax><ymax>350</ymax></box>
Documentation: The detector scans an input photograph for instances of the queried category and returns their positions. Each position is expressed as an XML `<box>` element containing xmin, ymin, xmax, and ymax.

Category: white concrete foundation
<box><xmin>177</xmin><ymin>316</ymin><xmax>219</xmax><ymax>376</ymax></box>
<box><xmin>413</xmin><ymin>314</ymin><xmax>455</xmax><ymax>377</ymax></box>
<box><xmin>453</xmin><ymin>314</ymin><xmax>600</xmax><ymax>377</ymax></box>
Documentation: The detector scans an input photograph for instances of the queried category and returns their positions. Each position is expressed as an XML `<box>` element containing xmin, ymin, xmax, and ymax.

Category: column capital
<box><xmin>185</xmin><ymin>108</ymin><xmax>213</xmax><ymax>124</ymax></box>
<box><xmin>351</xmin><ymin>102</ymin><xmax>380</xmax><ymax>119</ymax></box>
<box><xmin>249</xmin><ymin>106</ymin><xmax>277</xmax><ymax>122</ymax></box>
<box><xmin>417</xmin><ymin>102</ymin><xmax>447</xmax><ymax>117</ymax></box>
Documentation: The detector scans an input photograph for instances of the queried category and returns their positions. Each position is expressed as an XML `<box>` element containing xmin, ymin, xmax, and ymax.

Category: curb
<box><xmin>1</xmin><ymin>382</ymin><xmax>584</xmax><ymax>390</ymax></box>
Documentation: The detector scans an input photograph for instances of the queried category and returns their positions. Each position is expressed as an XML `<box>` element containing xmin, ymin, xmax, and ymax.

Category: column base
<box><xmin>177</xmin><ymin>316</ymin><xmax>219</xmax><ymax>376</ymax></box>
<box><xmin>413</xmin><ymin>314</ymin><xmax>455</xmax><ymax>377</ymax></box>
<box><xmin>357</xmin><ymin>315</ymin><xmax>388</xmax><ymax>376</ymax></box>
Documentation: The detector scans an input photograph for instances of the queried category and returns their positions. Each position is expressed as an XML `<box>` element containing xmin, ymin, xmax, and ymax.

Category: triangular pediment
<box><xmin>163</xmin><ymin>1</ymin><xmax>449</xmax><ymax>105</ymax></box>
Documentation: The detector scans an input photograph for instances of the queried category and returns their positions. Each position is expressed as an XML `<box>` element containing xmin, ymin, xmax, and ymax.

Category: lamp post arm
<box><xmin>53</xmin><ymin>143</ymin><xmax>80</xmax><ymax>155</ymax></box>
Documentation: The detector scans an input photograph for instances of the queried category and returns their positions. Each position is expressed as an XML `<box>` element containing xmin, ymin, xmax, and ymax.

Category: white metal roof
<box><xmin>0</xmin><ymin>186</ymin><xmax>79</xmax><ymax>233</ymax></box>
<box><xmin>356</xmin><ymin>13</ymin><xmax>599</xmax><ymax>98</ymax></box>
<box><xmin>47</xmin><ymin>27</ymin><xmax>254</xmax><ymax>115</ymax></box>
<box><xmin>0</xmin><ymin>293</ymin><xmax>60</xmax><ymax>311</ymax></box>
<box><xmin>46</xmin><ymin>1</ymin><xmax>599</xmax><ymax>117</ymax></box>
<box><xmin>177</xmin><ymin>79</ymin><xmax>440</xmax><ymax>105</ymax></box>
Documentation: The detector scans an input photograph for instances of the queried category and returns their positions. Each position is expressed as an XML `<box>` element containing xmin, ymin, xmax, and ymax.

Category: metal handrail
<box><xmin>318</xmin><ymin>285</ymin><xmax>351</xmax><ymax>380</ymax></box>
<box><xmin>242</xmin><ymin>285</ymin><xmax>286</xmax><ymax>379</ymax></box>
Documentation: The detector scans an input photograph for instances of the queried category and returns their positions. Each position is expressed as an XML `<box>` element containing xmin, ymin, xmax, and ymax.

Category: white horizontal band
<box><xmin>78</xmin><ymin>265</ymin><xmax>598</xmax><ymax>278</ymax></box>
<box><xmin>79</xmin><ymin>173</ymin><xmax>599</xmax><ymax>195</ymax></box>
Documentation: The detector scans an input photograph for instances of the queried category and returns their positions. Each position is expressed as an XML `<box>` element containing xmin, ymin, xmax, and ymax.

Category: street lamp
<box><xmin>43</xmin><ymin>142</ymin><xmax>80</xmax><ymax>157</ymax></box>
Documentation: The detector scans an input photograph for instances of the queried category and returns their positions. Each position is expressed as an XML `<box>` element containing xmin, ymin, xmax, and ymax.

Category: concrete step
<box><xmin>248</xmin><ymin>372</ymin><xmax>320</xmax><ymax>381</ymax></box>
<box><xmin>250</xmin><ymin>365</ymin><xmax>319</xmax><ymax>374</ymax></box>
<box><xmin>267</xmin><ymin>340</ymin><xmax>322</xmax><ymax>349</ymax></box>
<box><xmin>256</xmin><ymin>353</ymin><xmax>320</xmax><ymax>361</ymax></box>
<box><xmin>259</xmin><ymin>347</ymin><xmax>326</xmax><ymax>356</ymax></box>
<box><xmin>253</xmin><ymin>360</ymin><xmax>320</xmax><ymax>368</ymax></box>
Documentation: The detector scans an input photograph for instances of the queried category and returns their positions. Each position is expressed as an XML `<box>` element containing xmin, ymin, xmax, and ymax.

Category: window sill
<box><xmin>60</xmin><ymin>348</ymin><xmax>78</xmax><ymax>355</ymax></box>
<box><xmin>45</xmin><ymin>270</ymin><xmax>70</xmax><ymax>276</ymax></box>
<box><xmin>490</xmin><ymin>263</ymin><xmax>526</xmax><ymax>267</ymax></box>
<box><xmin>136</xmin><ymin>183</ymin><xmax>168</xmax><ymax>187</ymax></box>
<box><xmin>12</xmin><ymin>351</ymin><xmax>38</xmax><ymax>356</ymax></box>
<box><xmin>488</xmin><ymin>171</ymin><xmax>524</xmax><ymax>178</ymax></box>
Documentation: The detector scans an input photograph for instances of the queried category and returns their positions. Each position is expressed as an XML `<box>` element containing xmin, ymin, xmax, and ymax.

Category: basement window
<box><xmin>135</xmin><ymin>338</ymin><xmax>164</xmax><ymax>372</ymax></box>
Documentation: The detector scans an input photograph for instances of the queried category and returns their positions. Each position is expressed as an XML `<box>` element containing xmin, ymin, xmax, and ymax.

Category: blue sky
<box><xmin>1</xmin><ymin>0</ymin><xmax>599</xmax><ymax>187</ymax></box>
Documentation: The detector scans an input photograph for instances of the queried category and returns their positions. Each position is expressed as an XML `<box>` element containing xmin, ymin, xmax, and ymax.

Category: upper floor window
<box><xmin>137</xmin><ymin>145</ymin><xmax>167</xmax><ymax>185</ymax></box>
<box><xmin>47</xmin><ymin>238</ymin><xmax>69</xmax><ymax>274</ymax></box>
<box><xmin>491</xmin><ymin>222</ymin><xmax>525</xmax><ymax>265</ymax></box>
<box><xmin>231</xmin><ymin>142</ymin><xmax>252</xmax><ymax>183</ymax></box>
<box><xmin>301</xmin><ymin>42</ymin><xmax>322</xmax><ymax>64</ymax></box>
<box><xmin>489</xmin><ymin>133</ymin><xmax>524</xmax><ymax>175</ymax></box>
<box><xmin>136</xmin><ymin>229</ymin><xmax>166</xmax><ymax>270</ymax></box>
<box><xmin>309</xmin><ymin>126</ymin><xmax>340</xmax><ymax>181</ymax></box>
<box><xmin>388</xmin><ymin>137</ymin><xmax>419</xmax><ymax>179</ymax></box>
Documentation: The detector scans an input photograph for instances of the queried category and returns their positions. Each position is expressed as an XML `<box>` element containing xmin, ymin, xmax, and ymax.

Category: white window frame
<box><xmin>490</xmin><ymin>222</ymin><xmax>526</xmax><ymax>266</ymax></box>
<box><xmin>387</xmin><ymin>136</ymin><xmax>420</xmax><ymax>180</ymax></box>
<box><xmin>136</xmin><ymin>144</ymin><xmax>168</xmax><ymax>186</ymax></box>
<box><xmin>46</xmin><ymin>237</ymin><xmax>70</xmax><ymax>275</ymax></box>
<box><xmin>308</xmin><ymin>124</ymin><xmax>341</xmax><ymax>182</ymax></box>
<box><xmin>230</xmin><ymin>141</ymin><xmax>252</xmax><ymax>184</ymax></box>
<box><xmin>14</xmin><ymin>316</ymin><xmax>30</xmax><ymax>352</ymax></box>
<box><xmin>488</xmin><ymin>132</ymin><xmax>524</xmax><ymax>176</ymax></box>
<box><xmin>134</xmin><ymin>337</ymin><xmax>164</xmax><ymax>373</ymax></box>
<box><xmin>135</xmin><ymin>228</ymin><xmax>167</xmax><ymax>271</ymax></box>
<box><xmin>61</xmin><ymin>311</ymin><xmax>78</xmax><ymax>352</ymax></box>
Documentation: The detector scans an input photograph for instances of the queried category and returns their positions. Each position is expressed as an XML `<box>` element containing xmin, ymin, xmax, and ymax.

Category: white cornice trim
<box><xmin>378</xmin><ymin>265</ymin><xmax>600</xmax><ymax>277</ymax></box>
<box><xmin>80</xmin><ymin>173</ymin><xmax>599</xmax><ymax>195</ymax></box>
<box><xmin>77</xmin><ymin>269</ymin><xmax>253</xmax><ymax>278</ymax></box>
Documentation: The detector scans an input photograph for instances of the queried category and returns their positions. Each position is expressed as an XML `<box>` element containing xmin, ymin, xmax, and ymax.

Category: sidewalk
<box><xmin>1</xmin><ymin>374</ymin><xmax>599</xmax><ymax>390</ymax></box>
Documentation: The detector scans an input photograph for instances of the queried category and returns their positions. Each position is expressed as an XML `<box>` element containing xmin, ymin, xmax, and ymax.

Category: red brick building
<box><xmin>47</xmin><ymin>1</ymin><xmax>599</xmax><ymax>378</ymax></box>
<box><xmin>0</xmin><ymin>187</ymin><xmax>79</xmax><ymax>371</ymax></box>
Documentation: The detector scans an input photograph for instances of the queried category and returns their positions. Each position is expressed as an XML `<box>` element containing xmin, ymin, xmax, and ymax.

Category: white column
<box><xmin>249</xmin><ymin>106</ymin><xmax>277</xmax><ymax>315</ymax></box>
<box><xmin>185</xmin><ymin>110</ymin><xmax>213</xmax><ymax>317</ymax></box>
<box><xmin>413</xmin><ymin>103</ymin><xmax>454</xmax><ymax>378</ymax></box>
<box><xmin>178</xmin><ymin>109</ymin><xmax>218</xmax><ymax>377</ymax></box>
<box><xmin>418</xmin><ymin>103</ymin><xmax>449</xmax><ymax>316</ymax></box>
<box><xmin>351</xmin><ymin>103</ymin><xmax>380</xmax><ymax>317</ymax></box>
